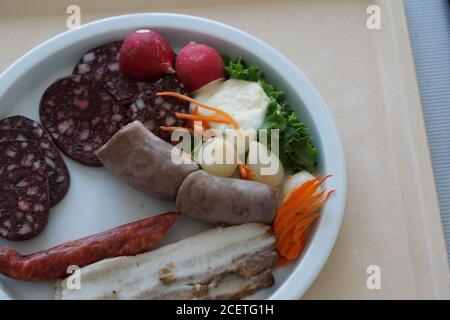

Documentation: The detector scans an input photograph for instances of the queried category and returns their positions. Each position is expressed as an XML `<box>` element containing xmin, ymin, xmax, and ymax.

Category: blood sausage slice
<box><xmin>129</xmin><ymin>76</ymin><xmax>189</xmax><ymax>141</ymax></box>
<box><xmin>0</xmin><ymin>141</ymin><xmax>50</xmax><ymax>241</ymax></box>
<box><xmin>73</xmin><ymin>41</ymin><xmax>145</xmax><ymax>105</ymax></box>
<box><xmin>0</xmin><ymin>116</ymin><xmax>70</xmax><ymax>207</ymax></box>
<box><xmin>39</xmin><ymin>75</ymin><xmax>129</xmax><ymax>166</ymax></box>
<box><xmin>73</xmin><ymin>41</ymin><xmax>122</xmax><ymax>76</ymax></box>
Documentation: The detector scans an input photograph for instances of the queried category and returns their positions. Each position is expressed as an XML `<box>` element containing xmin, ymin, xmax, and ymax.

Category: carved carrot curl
<box><xmin>274</xmin><ymin>175</ymin><xmax>335</xmax><ymax>267</ymax></box>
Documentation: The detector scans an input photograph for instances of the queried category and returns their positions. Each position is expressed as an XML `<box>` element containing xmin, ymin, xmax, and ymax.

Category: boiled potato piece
<box><xmin>199</xmin><ymin>137</ymin><xmax>238</xmax><ymax>177</ymax></box>
<box><xmin>247</xmin><ymin>141</ymin><xmax>284</xmax><ymax>187</ymax></box>
<box><xmin>283</xmin><ymin>170</ymin><xmax>315</xmax><ymax>198</ymax></box>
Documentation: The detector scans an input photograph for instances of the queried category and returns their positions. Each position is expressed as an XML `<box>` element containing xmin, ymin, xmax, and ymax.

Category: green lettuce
<box><xmin>223</xmin><ymin>56</ymin><xmax>318</xmax><ymax>172</ymax></box>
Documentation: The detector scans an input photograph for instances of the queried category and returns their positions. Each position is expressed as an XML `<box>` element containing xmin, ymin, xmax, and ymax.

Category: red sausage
<box><xmin>0</xmin><ymin>212</ymin><xmax>179</xmax><ymax>281</ymax></box>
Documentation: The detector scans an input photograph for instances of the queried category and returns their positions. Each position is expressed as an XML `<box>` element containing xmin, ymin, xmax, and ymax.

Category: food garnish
<box><xmin>274</xmin><ymin>175</ymin><xmax>334</xmax><ymax>266</ymax></box>
<box><xmin>223</xmin><ymin>56</ymin><xmax>318</xmax><ymax>172</ymax></box>
<box><xmin>175</xmin><ymin>42</ymin><xmax>225</xmax><ymax>93</ymax></box>
<box><xmin>156</xmin><ymin>92</ymin><xmax>241</xmax><ymax>130</ymax></box>
<box><xmin>238</xmin><ymin>163</ymin><xmax>255</xmax><ymax>180</ymax></box>
<box><xmin>174</xmin><ymin>112</ymin><xmax>230</xmax><ymax>124</ymax></box>
<box><xmin>157</xmin><ymin>92</ymin><xmax>259</xmax><ymax>182</ymax></box>
<box><xmin>119</xmin><ymin>29</ymin><xmax>175</xmax><ymax>81</ymax></box>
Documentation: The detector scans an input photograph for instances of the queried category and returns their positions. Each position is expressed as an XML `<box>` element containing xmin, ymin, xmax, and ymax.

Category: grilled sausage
<box><xmin>0</xmin><ymin>212</ymin><xmax>179</xmax><ymax>281</ymax></box>
<box><xmin>96</xmin><ymin>121</ymin><xmax>199</xmax><ymax>201</ymax></box>
<box><xmin>176</xmin><ymin>170</ymin><xmax>279</xmax><ymax>225</ymax></box>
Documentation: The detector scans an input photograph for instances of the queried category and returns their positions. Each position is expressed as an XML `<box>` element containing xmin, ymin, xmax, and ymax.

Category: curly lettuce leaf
<box><xmin>223</xmin><ymin>56</ymin><xmax>318</xmax><ymax>172</ymax></box>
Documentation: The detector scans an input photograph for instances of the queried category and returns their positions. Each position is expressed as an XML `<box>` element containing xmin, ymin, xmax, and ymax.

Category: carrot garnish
<box><xmin>158</xmin><ymin>92</ymin><xmax>252</xmax><ymax>180</ymax></box>
<box><xmin>174</xmin><ymin>112</ymin><xmax>230</xmax><ymax>124</ymax></box>
<box><xmin>238</xmin><ymin>164</ymin><xmax>255</xmax><ymax>180</ymax></box>
<box><xmin>274</xmin><ymin>175</ymin><xmax>335</xmax><ymax>266</ymax></box>
<box><xmin>160</xmin><ymin>126</ymin><xmax>194</xmax><ymax>134</ymax></box>
<box><xmin>156</xmin><ymin>92</ymin><xmax>241</xmax><ymax>130</ymax></box>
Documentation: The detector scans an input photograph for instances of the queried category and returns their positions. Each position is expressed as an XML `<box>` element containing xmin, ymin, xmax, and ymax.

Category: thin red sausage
<box><xmin>0</xmin><ymin>212</ymin><xmax>179</xmax><ymax>281</ymax></box>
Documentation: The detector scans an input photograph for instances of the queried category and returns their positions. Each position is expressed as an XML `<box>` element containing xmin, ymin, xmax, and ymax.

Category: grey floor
<box><xmin>404</xmin><ymin>0</ymin><xmax>450</xmax><ymax>260</ymax></box>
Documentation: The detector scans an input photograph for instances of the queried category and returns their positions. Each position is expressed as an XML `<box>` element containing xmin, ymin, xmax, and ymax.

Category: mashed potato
<box><xmin>193</xmin><ymin>79</ymin><xmax>270</xmax><ymax>141</ymax></box>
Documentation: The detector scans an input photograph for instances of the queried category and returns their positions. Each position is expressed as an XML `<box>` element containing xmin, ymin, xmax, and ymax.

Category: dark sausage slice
<box><xmin>39</xmin><ymin>75</ymin><xmax>129</xmax><ymax>166</ymax></box>
<box><xmin>92</xmin><ymin>64</ymin><xmax>147</xmax><ymax>106</ymax></box>
<box><xmin>0</xmin><ymin>212</ymin><xmax>180</xmax><ymax>281</ymax></box>
<box><xmin>128</xmin><ymin>76</ymin><xmax>189</xmax><ymax>141</ymax></box>
<box><xmin>0</xmin><ymin>141</ymin><xmax>50</xmax><ymax>241</ymax></box>
<box><xmin>73</xmin><ymin>41</ymin><xmax>145</xmax><ymax>105</ymax></box>
<box><xmin>176</xmin><ymin>170</ymin><xmax>279</xmax><ymax>225</ymax></box>
<box><xmin>73</xmin><ymin>41</ymin><xmax>122</xmax><ymax>76</ymax></box>
<box><xmin>0</xmin><ymin>116</ymin><xmax>70</xmax><ymax>207</ymax></box>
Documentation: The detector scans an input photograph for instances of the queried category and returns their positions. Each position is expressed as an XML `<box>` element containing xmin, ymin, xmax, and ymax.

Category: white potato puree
<box><xmin>193</xmin><ymin>79</ymin><xmax>270</xmax><ymax>141</ymax></box>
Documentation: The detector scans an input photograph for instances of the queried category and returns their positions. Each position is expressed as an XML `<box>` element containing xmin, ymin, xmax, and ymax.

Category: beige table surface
<box><xmin>1</xmin><ymin>0</ymin><xmax>450</xmax><ymax>299</ymax></box>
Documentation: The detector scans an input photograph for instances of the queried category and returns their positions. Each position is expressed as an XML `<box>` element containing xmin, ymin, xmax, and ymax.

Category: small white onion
<box><xmin>246</xmin><ymin>141</ymin><xmax>284</xmax><ymax>187</ymax></box>
<box><xmin>199</xmin><ymin>137</ymin><xmax>237</xmax><ymax>177</ymax></box>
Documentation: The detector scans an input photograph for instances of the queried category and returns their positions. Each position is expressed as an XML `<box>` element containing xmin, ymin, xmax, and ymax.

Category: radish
<box><xmin>119</xmin><ymin>29</ymin><xmax>175</xmax><ymax>81</ymax></box>
<box><xmin>175</xmin><ymin>42</ymin><xmax>225</xmax><ymax>93</ymax></box>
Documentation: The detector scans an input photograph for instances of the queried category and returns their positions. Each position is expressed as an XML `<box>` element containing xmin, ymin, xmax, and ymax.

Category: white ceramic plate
<box><xmin>0</xmin><ymin>13</ymin><xmax>346</xmax><ymax>300</ymax></box>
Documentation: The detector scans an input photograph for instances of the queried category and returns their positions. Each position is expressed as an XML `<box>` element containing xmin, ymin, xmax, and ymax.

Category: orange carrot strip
<box><xmin>276</xmin><ymin>256</ymin><xmax>290</xmax><ymax>267</ymax></box>
<box><xmin>277</xmin><ymin>175</ymin><xmax>332</xmax><ymax>219</ymax></box>
<box><xmin>189</xmin><ymin>106</ymin><xmax>211</xmax><ymax>132</ymax></box>
<box><xmin>282</xmin><ymin>226</ymin><xmax>311</xmax><ymax>260</ymax></box>
<box><xmin>238</xmin><ymin>164</ymin><xmax>256</xmax><ymax>180</ymax></box>
<box><xmin>281</xmin><ymin>237</ymin><xmax>303</xmax><ymax>261</ymax></box>
<box><xmin>279</xmin><ymin>193</ymin><xmax>330</xmax><ymax>234</ymax></box>
<box><xmin>277</xmin><ymin>213</ymin><xmax>313</xmax><ymax>251</ymax></box>
<box><xmin>159</xmin><ymin>126</ymin><xmax>194</xmax><ymax>134</ymax></box>
<box><xmin>275</xmin><ymin>190</ymin><xmax>327</xmax><ymax>231</ymax></box>
<box><xmin>157</xmin><ymin>92</ymin><xmax>240</xmax><ymax>130</ymax></box>
<box><xmin>292</xmin><ymin>213</ymin><xmax>320</xmax><ymax>237</ymax></box>
<box><xmin>273</xmin><ymin>175</ymin><xmax>335</xmax><ymax>266</ymax></box>
<box><xmin>283</xmin><ymin>178</ymin><xmax>318</xmax><ymax>204</ymax></box>
<box><xmin>238</xmin><ymin>164</ymin><xmax>248</xmax><ymax>178</ymax></box>
<box><xmin>301</xmin><ymin>190</ymin><xmax>335</xmax><ymax>215</ymax></box>
<box><xmin>277</xmin><ymin>228</ymin><xmax>297</xmax><ymax>254</ymax></box>
<box><xmin>278</xmin><ymin>179</ymin><xmax>318</xmax><ymax>214</ymax></box>
<box><xmin>284</xmin><ymin>175</ymin><xmax>331</xmax><ymax>205</ymax></box>
<box><xmin>274</xmin><ymin>185</ymin><xmax>319</xmax><ymax>230</ymax></box>
<box><xmin>175</xmin><ymin>112</ymin><xmax>230</xmax><ymax>124</ymax></box>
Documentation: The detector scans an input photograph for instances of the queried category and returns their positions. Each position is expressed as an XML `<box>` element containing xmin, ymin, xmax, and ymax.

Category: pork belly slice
<box><xmin>55</xmin><ymin>223</ymin><xmax>277</xmax><ymax>300</ymax></box>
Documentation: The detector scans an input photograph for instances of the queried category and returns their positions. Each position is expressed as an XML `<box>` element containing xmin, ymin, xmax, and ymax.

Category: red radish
<box><xmin>119</xmin><ymin>29</ymin><xmax>175</xmax><ymax>81</ymax></box>
<box><xmin>175</xmin><ymin>42</ymin><xmax>225</xmax><ymax>93</ymax></box>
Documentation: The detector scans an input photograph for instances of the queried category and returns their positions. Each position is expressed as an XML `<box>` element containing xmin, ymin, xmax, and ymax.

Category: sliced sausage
<box><xmin>73</xmin><ymin>41</ymin><xmax>146</xmax><ymax>105</ymax></box>
<box><xmin>176</xmin><ymin>170</ymin><xmax>279</xmax><ymax>225</ymax></box>
<box><xmin>0</xmin><ymin>116</ymin><xmax>70</xmax><ymax>207</ymax></box>
<box><xmin>96</xmin><ymin>121</ymin><xmax>199</xmax><ymax>201</ymax></box>
<box><xmin>0</xmin><ymin>212</ymin><xmax>180</xmax><ymax>281</ymax></box>
<box><xmin>73</xmin><ymin>41</ymin><xmax>122</xmax><ymax>77</ymax></box>
<box><xmin>92</xmin><ymin>64</ymin><xmax>147</xmax><ymax>106</ymax></box>
<box><xmin>39</xmin><ymin>75</ymin><xmax>129</xmax><ymax>166</ymax></box>
<box><xmin>128</xmin><ymin>76</ymin><xmax>189</xmax><ymax>141</ymax></box>
<box><xmin>0</xmin><ymin>141</ymin><xmax>50</xmax><ymax>241</ymax></box>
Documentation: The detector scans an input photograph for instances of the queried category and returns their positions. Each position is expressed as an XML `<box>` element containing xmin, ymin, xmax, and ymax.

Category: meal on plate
<box><xmin>0</xmin><ymin>28</ymin><xmax>335</xmax><ymax>299</ymax></box>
